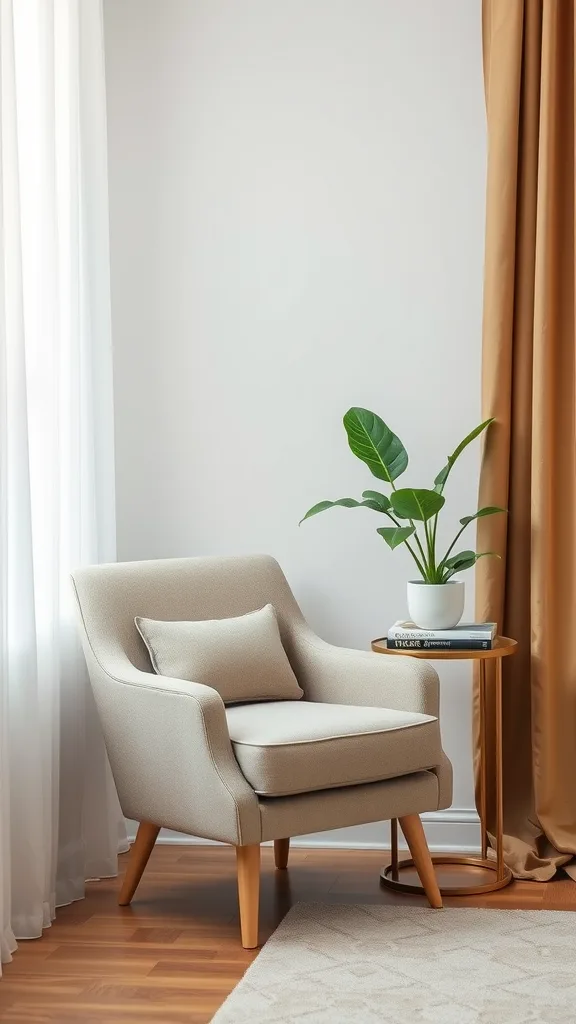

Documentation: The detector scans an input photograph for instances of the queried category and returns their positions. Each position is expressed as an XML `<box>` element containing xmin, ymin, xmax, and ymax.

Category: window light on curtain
<box><xmin>0</xmin><ymin>0</ymin><xmax>127</xmax><ymax>972</ymax></box>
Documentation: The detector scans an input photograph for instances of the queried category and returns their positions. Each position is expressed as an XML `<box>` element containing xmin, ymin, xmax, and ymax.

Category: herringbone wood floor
<box><xmin>0</xmin><ymin>844</ymin><xmax>575</xmax><ymax>1023</ymax></box>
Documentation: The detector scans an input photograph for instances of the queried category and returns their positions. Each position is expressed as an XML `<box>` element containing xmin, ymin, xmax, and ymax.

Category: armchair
<box><xmin>71</xmin><ymin>554</ymin><xmax>452</xmax><ymax>948</ymax></box>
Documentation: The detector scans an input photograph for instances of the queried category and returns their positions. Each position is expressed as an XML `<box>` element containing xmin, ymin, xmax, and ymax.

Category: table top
<box><xmin>371</xmin><ymin>636</ymin><xmax>518</xmax><ymax>660</ymax></box>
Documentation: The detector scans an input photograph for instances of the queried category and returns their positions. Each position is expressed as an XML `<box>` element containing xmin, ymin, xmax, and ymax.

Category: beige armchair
<box><xmin>71</xmin><ymin>554</ymin><xmax>452</xmax><ymax>947</ymax></box>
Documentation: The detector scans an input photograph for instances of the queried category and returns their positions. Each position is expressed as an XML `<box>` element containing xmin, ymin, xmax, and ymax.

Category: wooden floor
<box><xmin>1</xmin><ymin>844</ymin><xmax>575</xmax><ymax>1023</ymax></box>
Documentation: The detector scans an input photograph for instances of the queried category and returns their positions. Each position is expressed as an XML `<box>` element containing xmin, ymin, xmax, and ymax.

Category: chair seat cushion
<box><xmin>225</xmin><ymin>701</ymin><xmax>440</xmax><ymax>797</ymax></box>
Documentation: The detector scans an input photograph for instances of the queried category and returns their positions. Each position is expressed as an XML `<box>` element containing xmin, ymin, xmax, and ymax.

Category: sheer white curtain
<box><xmin>0</xmin><ymin>0</ymin><xmax>127</xmax><ymax>970</ymax></box>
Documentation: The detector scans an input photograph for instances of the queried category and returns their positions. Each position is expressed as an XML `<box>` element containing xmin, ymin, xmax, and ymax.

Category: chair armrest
<box><xmin>290</xmin><ymin>630</ymin><xmax>452</xmax><ymax>809</ymax></box>
<box><xmin>291</xmin><ymin>631</ymin><xmax>440</xmax><ymax>717</ymax></box>
<box><xmin>81</xmin><ymin>645</ymin><xmax>261</xmax><ymax>846</ymax></box>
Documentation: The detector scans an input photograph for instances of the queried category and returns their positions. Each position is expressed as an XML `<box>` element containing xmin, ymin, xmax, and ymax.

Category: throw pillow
<box><xmin>135</xmin><ymin>603</ymin><xmax>303</xmax><ymax>704</ymax></box>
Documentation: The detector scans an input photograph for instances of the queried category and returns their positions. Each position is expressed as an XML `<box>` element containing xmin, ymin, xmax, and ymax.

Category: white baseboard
<box><xmin>127</xmin><ymin>807</ymin><xmax>480</xmax><ymax>855</ymax></box>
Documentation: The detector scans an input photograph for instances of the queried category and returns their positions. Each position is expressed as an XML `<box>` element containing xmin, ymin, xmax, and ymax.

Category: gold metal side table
<box><xmin>371</xmin><ymin>635</ymin><xmax>518</xmax><ymax>896</ymax></box>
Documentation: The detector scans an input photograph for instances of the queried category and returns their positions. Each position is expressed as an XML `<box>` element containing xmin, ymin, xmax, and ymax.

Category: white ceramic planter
<box><xmin>407</xmin><ymin>580</ymin><xmax>465</xmax><ymax>630</ymax></box>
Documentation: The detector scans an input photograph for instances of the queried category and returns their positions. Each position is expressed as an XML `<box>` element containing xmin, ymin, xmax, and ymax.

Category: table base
<box><xmin>380</xmin><ymin>854</ymin><xmax>513</xmax><ymax>896</ymax></box>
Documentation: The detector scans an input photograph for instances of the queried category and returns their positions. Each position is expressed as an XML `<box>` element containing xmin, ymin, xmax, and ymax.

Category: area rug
<box><xmin>211</xmin><ymin>902</ymin><xmax>576</xmax><ymax>1023</ymax></box>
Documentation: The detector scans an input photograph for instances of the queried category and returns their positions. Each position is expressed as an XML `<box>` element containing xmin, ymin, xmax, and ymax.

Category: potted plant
<box><xmin>301</xmin><ymin>408</ymin><xmax>505</xmax><ymax>629</ymax></box>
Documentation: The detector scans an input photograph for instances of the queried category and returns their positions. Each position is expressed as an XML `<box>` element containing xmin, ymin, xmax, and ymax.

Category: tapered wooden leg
<box><xmin>118</xmin><ymin>821</ymin><xmax>160</xmax><ymax>906</ymax></box>
<box><xmin>274</xmin><ymin>838</ymin><xmax>290</xmax><ymax>870</ymax></box>
<box><xmin>236</xmin><ymin>844</ymin><xmax>261</xmax><ymax>948</ymax></box>
<box><xmin>390</xmin><ymin>818</ymin><xmax>399</xmax><ymax>880</ymax></box>
<box><xmin>399</xmin><ymin>814</ymin><xmax>442</xmax><ymax>909</ymax></box>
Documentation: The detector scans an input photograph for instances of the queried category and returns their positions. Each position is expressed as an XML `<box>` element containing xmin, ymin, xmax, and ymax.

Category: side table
<box><xmin>371</xmin><ymin>635</ymin><xmax>518</xmax><ymax>896</ymax></box>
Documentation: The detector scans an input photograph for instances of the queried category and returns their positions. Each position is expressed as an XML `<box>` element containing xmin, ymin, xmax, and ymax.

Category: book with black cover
<box><xmin>387</xmin><ymin>637</ymin><xmax>492</xmax><ymax>651</ymax></box>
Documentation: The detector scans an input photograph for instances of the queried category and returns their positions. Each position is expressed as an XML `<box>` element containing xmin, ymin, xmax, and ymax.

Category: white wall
<box><xmin>104</xmin><ymin>0</ymin><xmax>486</xmax><ymax>850</ymax></box>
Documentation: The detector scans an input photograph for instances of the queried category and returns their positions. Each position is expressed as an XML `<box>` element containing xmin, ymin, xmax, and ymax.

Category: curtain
<box><xmin>477</xmin><ymin>0</ymin><xmax>576</xmax><ymax>880</ymax></box>
<box><xmin>0</xmin><ymin>0</ymin><xmax>127</xmax><ymax>971</ymax></box>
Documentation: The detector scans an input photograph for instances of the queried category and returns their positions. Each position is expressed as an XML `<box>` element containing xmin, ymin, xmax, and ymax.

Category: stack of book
<box><xmin>387</xmin><ymin>621</ymin><xmax>497</xmax><ymax>651</ymax></box>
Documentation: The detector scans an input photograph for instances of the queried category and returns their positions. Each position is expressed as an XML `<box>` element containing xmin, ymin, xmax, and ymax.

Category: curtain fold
<box><xmin>477</xmin><ymin>0</ymin><xmax>576</xmax><ymax>880</ymax></box>
<box><xmin>0</xmin><ymin>0</ymin><xmax>127</xmax><ymax>971</ymax></box>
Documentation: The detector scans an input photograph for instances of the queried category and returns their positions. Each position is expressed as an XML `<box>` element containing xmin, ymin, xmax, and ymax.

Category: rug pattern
<box><xmin>211</xmin><ymin>903</ymin><xmax>576</xmax><ymax>1023</ymax></box>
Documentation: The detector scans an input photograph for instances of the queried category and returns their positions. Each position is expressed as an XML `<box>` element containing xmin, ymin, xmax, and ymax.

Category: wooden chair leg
<box><xmin>118</xmin><ymin>821</ymin><xmax>160</xmax><ymax>906</ymax></box>
<box><xmin>274</xmin><ymin>838</ymin><xmax>290</xmax><ymax>870</ymax></box>
<box><xmin>236</xmin><ymin>844</ymin><xmax>261</xmax><ymax>948</ymax></box>
<box><xmin>399</xmin><ymin>813</ymin><xmax>442</xmax><ymax>909</ymax></box>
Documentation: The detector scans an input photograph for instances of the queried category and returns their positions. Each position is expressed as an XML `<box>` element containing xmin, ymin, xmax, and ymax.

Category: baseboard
<box><xmin>126</xmin><ymin>808</ymin><xmax>480</xmax><ymax>855</ymax></box>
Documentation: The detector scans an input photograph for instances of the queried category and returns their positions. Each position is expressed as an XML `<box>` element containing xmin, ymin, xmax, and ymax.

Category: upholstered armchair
<box><xmin>71</xmin><ymin>554</ymin><xmax>452</xmax><ymax>948</ymax></box>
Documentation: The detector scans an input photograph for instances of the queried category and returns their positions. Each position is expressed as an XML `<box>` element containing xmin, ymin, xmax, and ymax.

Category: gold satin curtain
<box><xmin>477</xmin><ymin>0</ymin><xmax>576</xmax><ymax>879</ymax></box>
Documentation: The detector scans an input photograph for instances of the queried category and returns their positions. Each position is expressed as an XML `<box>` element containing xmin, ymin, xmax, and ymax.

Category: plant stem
<box><xmin>424</xmin><ymin>519</ymin><xmax>438</xmax><ymax>582</ymax></box>
<box><xmin>431</xmin><ymin>512</ymin><xmax>439</xmax><ymax>565</ymax></box>
<box><xmin>438</xmin><ymin>521</ymin><xmax>469</xmax><ymax>571</ymax></box>
<box><xmin>382</xmin><ymin>511</ymin><xmax>427</xmax><ymax>579</ymax></box>
<box><xmin>386</xmin><ymin>481</ymin><xmax>428</xmax><ymax>578</ymax></box>
<box><xmin>411</xmin><ymin>524</ymin><xmax>430</xmax><ymax>578</ymax></box>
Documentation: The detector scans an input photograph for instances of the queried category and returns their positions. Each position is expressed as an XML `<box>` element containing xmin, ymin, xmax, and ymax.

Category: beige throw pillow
<box><xmin>135</xmin><ymin>603</ymin><xmax>303</xmax><ymax>704</ymax></box>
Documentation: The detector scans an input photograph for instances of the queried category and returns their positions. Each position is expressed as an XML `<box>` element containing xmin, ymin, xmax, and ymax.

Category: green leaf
<box><xmin>459</xmin><ymin>506</ymin><xmax>506</xmax><ymax>528</ymax></box>
<box><xmin>299</xmin><ymin>497</ymin><xmax>385</xmax><ymax>525</ymax></box>
<box><xmin>377</xmin><ymin>525</ymin><xmax>415</xmax><ymax>550</ymax></box>
<box><xmin>442</xmin><ymin>549</ymin><xmax>477</xmax><ymax>573</ymax></box>
<box><xmin>390</xmin><ymin>488</ymin><xmax>445</xmax><ymax>522</ymax></box>
<box><xmin>361</xmin><ymin>490</ymin><xmax>391</xmax><ymax>512</ymax></box>
<box><xmin>442</xmin><ymin>549</ymin><xmax>499</xmax><ymax>580</ymax></box>
<box><xmin>433</xmin><ymin>418</ymin><xmax>494</xmax><ymax>493</ymax></box>
<box><xmin>343</xmin><ymin>408</ymin><xmax>408</xmax><ymax>483</ymax></box>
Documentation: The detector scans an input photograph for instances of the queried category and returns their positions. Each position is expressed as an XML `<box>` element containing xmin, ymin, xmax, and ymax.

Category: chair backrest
<box><xmin>71</xmin><ymin>554</ymin><xmax>306</xmax><ymax>676</ymax></box>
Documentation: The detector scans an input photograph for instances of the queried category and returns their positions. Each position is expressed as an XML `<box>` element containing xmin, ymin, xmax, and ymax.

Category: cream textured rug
<box><xmin>211</xmin><ymin>903</ymin><xmax>576</xmax><ymax>1023</ymax></box>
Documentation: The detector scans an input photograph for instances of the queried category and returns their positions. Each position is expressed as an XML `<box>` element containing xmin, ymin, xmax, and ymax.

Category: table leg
<box><xmin>390</xmin><ymin>818</ymin><xmax>399</xmax><ymax>880</ymax></box>
<box><xmin>380</xmin><ymin>647</ymin><xmax>513</xmax><ymax>897</ymax></box>
<box><xmin>479</xmin><ymin>659</ymin><xmax>488</xmax><ymax>860</ymax></box>
<box><xmin>495</xmin><ymin>656</ymin><xmax>504</xmax><ymax>880</ymax></box>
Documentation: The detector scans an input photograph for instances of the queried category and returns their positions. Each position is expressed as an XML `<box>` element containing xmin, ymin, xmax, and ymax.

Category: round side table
<box><xmin>371</xmin><ymin>635</ymin><xmax>518</xmax><ymax>896</ymax></box>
